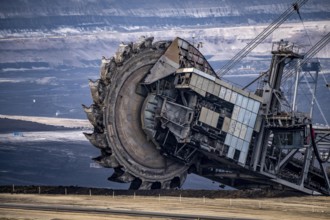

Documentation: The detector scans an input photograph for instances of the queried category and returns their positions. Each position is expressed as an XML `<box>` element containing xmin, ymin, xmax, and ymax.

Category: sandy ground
<box><xmin>0</xmin><ymin>114</ymin><xmax>92</xmax><ymax>129</ymax></box>
<box><xmin>0</xmin><ymin>130</ymin><xmax>89</xmax><ymax>143</ymax></box>
<box><xmin>0</xmin><ymin>193</ymin><xmax>329</xmax><ymax>220</ymax></box>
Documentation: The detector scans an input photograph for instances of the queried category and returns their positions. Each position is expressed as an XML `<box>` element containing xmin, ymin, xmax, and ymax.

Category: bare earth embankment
<box><xmin>0</xmin><ymin>190</ymin><xmax>329</xmax><ymax>220</ymax></box>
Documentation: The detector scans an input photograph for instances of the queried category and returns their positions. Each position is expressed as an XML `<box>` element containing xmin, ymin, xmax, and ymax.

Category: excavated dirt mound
<box><xmin>0</xmin><ymin>185</ymin><xmax>305</xmax><ymax>198</ymax></box>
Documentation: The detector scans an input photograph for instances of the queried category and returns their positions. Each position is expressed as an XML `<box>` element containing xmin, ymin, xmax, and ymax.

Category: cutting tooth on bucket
<box><xmin>100</xmin><ymin>57</ymin><xmax>116</xmax><ymax>84</ymax></box>
<box><xmin>108</xmin><ymin>168</ymin><xmax>123</xmax><ymax>182</ymax></box>
<box><xmin>82</xmin><ymin>104</ymin><xmax>103</xmax><ymax>130</ymax></box>
<box><xmin>88</xmin><ymin>79</ymin><xmax>105</xmax><ymax>105</ymax></box>
<box><xmin>93</xmin><ymin>154</ymin><xmax>119</xmax><ymax>168</ymax></box>
<box><xmin>138</xmin><ymin>181</ymin><xmax>153</xmax><ymax>190</ymax></box>
<box><xmin>133</xmin><ymin>36</ymin><xmax>154</xmax><ymax>52</ymax></box>
<box><xmin>116</xmin><ymin>172</ymin><xmax>135</xmax><ymax>183</ymax></box>
<box><xmin>108</xmin><ymin>168</ymin><xmax>135</xmax><ymax>183</ymax></box>
<box><xmin>114</xmin><ymin>42</ymin><xmax>132</xmax><ymax>64</ymax></box>
<box><xmin>83</xmin><ymin>132</ymin><xmax>108</xmax><ymax>149</ymax></box>
<box><xmin>160</xmin><ymin>181</ymin><xmax>171</xmax><ymax>189</ymax></box>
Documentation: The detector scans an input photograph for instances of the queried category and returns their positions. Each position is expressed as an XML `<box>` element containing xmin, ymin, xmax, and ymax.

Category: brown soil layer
<box><xmin>0</xmin><ymin>185</ymin><xmax>305</xmax><ymax>198</ymax></box>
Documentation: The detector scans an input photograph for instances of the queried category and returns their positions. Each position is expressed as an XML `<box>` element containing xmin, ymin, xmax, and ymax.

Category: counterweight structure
<box><xmin>84</xmin><ymin>37</ymin><xmax>330</xmax><ymax>195</ymax></box>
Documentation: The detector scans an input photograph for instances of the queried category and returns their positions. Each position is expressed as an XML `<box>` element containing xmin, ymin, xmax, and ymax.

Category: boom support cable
<box><xmin>217</xmin><ymin>0</ymin><xmax>308</xmax><ymax>77</ymax></box>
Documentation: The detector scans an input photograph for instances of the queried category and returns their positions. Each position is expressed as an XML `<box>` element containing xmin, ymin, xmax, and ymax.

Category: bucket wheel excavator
<box><xmin>83</xmin><ymin>1</ymin><xmax>330</xmax><ymax>194</ymax></box>
<box><xmin>83</xmin><ymin>38</ymin><xmax>204</xmax><ymax>190</ymax></box>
